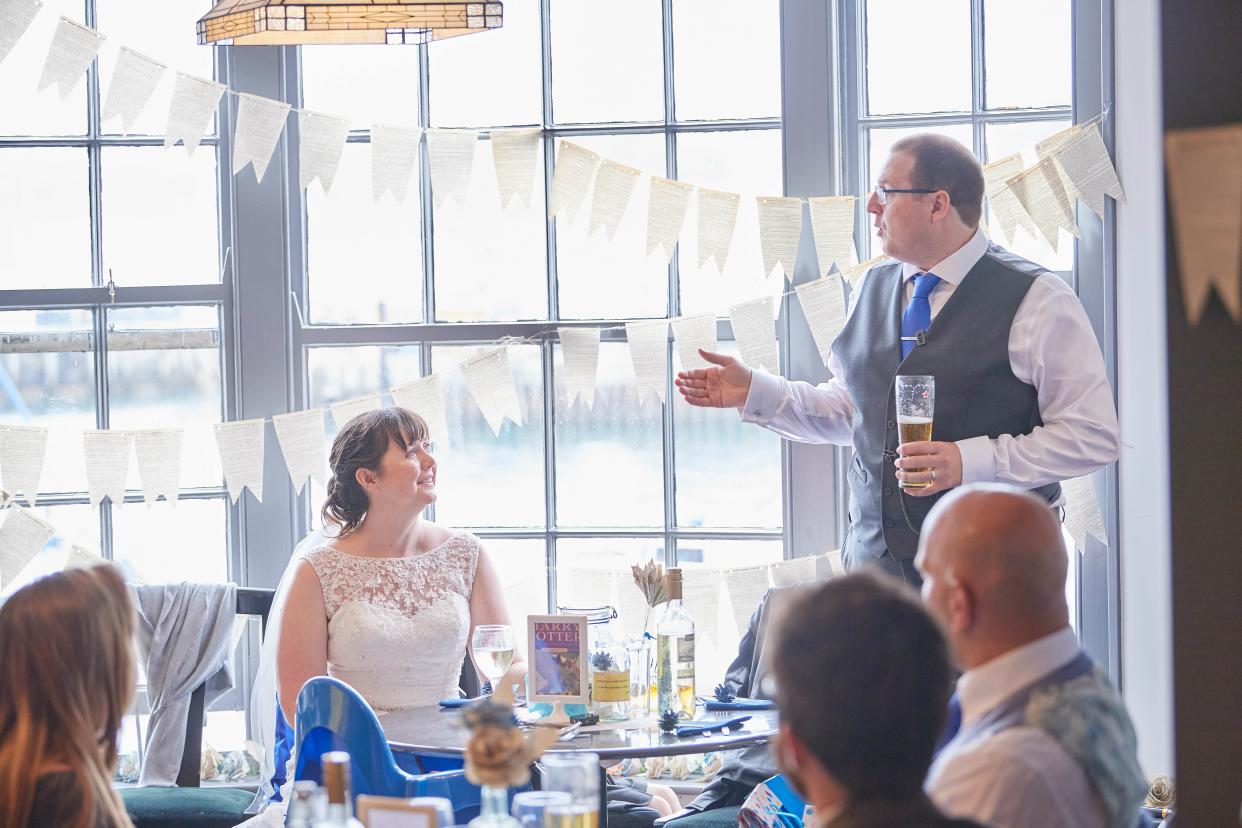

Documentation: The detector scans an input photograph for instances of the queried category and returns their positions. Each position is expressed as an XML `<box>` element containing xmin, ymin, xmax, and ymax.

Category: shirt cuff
<box><xmin>740</xmin><ymin>369</ymin><xmax>785</xmax><ymax>425</ymax></box>
<box><xmin>956</xmin><ymin>435</ymin><xmax>996</xmax><ymax>485</ymax></box>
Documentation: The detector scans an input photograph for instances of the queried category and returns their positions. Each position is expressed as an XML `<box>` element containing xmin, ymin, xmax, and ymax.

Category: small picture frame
<box><xmin>356</xmin><ymin>795</ymin><xmax>444</xmax><ymax>827</ymax></box>
<box><xmin>527</xmin><ymin>614</ymin><xmax>589</xmax><ymax>705</ymax></box>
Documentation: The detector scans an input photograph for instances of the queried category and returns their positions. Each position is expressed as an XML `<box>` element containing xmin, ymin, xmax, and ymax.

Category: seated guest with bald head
<box><xmin>767</xmin><ymin>572</ymin><xmax>986</xmax><ymax>828</ymax></box>
<box><xmin>916</xmin><ymin>483</ymin><xmax>1146</xmax><ymax>828</ymax></box>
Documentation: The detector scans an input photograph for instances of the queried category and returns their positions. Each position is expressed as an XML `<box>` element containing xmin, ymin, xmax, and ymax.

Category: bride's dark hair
<box><xmin>321</xmin><ymin>407</ymin><xmax>430</xmax><ymax>535</ymax></box>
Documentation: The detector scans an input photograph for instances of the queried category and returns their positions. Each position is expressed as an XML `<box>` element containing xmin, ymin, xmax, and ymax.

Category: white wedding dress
<box><xmin>241</xmin><ymin>531</ymin><xmax>480</xmax><ymax>825</ymax></box>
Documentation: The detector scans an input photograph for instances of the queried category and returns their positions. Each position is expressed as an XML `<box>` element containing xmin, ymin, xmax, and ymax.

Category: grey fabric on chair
<box><xmin>130</xmin><ymin>582</ymin><xmax>238</xmax><ymax>786</ymax></box>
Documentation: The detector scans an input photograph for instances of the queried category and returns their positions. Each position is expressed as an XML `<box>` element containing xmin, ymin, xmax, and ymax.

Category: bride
<box><xmin>247</xmin><ymin>407</ymin><xmax>525</xmax><ymax>818</ymax></box>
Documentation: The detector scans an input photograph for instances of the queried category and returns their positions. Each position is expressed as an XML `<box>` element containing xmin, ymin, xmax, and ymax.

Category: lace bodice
<box><xmin>303</xmin><ymin>532</ymin><xmax>480</xmax><ymax>713</ymax></box>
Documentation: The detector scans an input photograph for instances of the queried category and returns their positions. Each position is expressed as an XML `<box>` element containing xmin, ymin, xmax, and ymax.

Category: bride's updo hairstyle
<box><xmin>322</xmin><ymin>406</ymin><xmax>430</xmax><ymax>535</ymax></box>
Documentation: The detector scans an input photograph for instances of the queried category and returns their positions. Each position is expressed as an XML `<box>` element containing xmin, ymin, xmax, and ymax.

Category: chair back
<box><xmin>293</xmin><ymin>676</ymin><xmax>484</xmax><ymax>821</ymax></box>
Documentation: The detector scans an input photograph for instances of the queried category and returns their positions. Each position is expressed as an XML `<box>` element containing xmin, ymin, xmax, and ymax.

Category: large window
<box><xmin>297</xmin><ymin>0</ymin><xmax>786</xmax><ymax>686</ymax></box>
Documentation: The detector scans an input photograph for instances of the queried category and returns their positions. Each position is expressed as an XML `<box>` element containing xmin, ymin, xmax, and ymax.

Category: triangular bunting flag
<box><xmin>1006</xmin><ymin>158</ymin><xmax>1081</xmax><ymax>253</ymax></box>
<box><xmin>795</xmin><ymin>275</ymin><xmax>848</xmax><ymax>368</ymax></box>
<box><xmin>100</xmin><ymin>47</ymin><xmax>165</xmax><ymax>134</ymax></box>
<box><xmin>426</xmin><ymin>128</ymin><xmax>478</xmax><ymax>208</ymax></box>
<box><xmin>298</xmin><ymin>109</ymin><xmax>349</xmax><ymax>193</ymax></box>
<box><xmin>0</xmin><ymin>0</ymin><xmax>42</xmax><ymax>66</ymax></box>
<box><xmin>548</xmin><ymin>140</ymin><xmax>600</xmax><ymax>221</ymax></box>
<box><xmin>38</xmin><ymin>17</ymin><xmax>104</xmax><ymax>99</ymax></box>
<box><xmin>390</xmin><ymin>375</ymin><xmax>451</xmax><ymax>451</ymax></box>
<box><xmin>558</xmin><ymin>326</ymin><xmax>601</xmax><ymax>408</ymax></box>
<box><xmin>271</xmin><ymin>409</ymin><xmax>327</xmax><ymax>495</ymax></box>
<box><xmin>771</xmin><ymin>556</ymin><xmax>818</xmax><ymax>587</ymax></box>
<box><xmin>329</xmin><ymin>394</ymin><xmax>381</xmax><ymax>429</ymax></box>
<box><xmin>839</xmin><ymin>255</ymin><xmax>888</xmax><ymax>289</ymax></box>
<box><xmin>728</xmin><ymin>296</ymin><xmax>779</xmax><ymax>374</ymax></box>
<box><xmin>983</xmin><ymin>154</ymin><xmax>1040</xmax><ymax>246</ymax></box>
<box><xmin>213</xmin><ymin>418</ymin><xmax>265</xmax><ymax>504</ymax></box>
<box><xmin>807</xmin><ymin>195</ymin><xmax>855</xmax><ymax>278</ymax></box>
<box><xmin>232</xmin><ymin>92</ymin><xmax>291</xmax><ymax>182</ymax></box>
<box><xmin>82</xmin><ymin>430</ymin><xmax>132</xmax><ymax>508</ymax></box>
<box><xmin>371</xmin><ymin>123</ymin><xmax>422</xmax><ymax>203</ymax></box>
<box><xmin>646</xmin><ymin>176</ymin><xmax>694</xmax><ymax>262</ymax></box>
<box><xmin>133</xmin><ymin>428</ymin><xmax>182</xmax><ymax>506</ymax></box>
<box><xmin>756</xmin><ymin>195</ymin><xmax>803</xmax><ymax>280</ymax></box>
<box><xmin>724</xmin><ymin>564</ymin><xmax>772</xmax><ymax>636</ymax></box>
<box><xmin>696</xmin><ymin>188</ymin><xmax>740</xmax><ymax>272</ymax></box>
<box><xmin>459</xmin><ymin>348</ymin><xmax>523</xmax><ymax>436</ymax></box>
<box><xmin>1052</xmin><ymin>122</ymin><xmax>1127</xmax><ymax>220</ymax></box>
<box><xmin>588</xmin><ymin>159</ymin><xmax>641</xmax><ymax>241</ymax></box>
<box><xmin>63</xmin><ymin>544</ymin><xmax>103</xmax><ymax>571</ymax></box>
<box><xmin>165</xmin><ymin>72</ymin><xmax>226</xmax><ymax>155</ymax></box>
<box><xmin>625</xmin><ymin>319</ymin><xmax>668</xmax><ymax>405</ymax></box>
<box><xmin>490</xmin><ymin>128</ymin><xmax>540</xmax><ymax>209</ymax></box>
<box><xmin>0</xmin><ymin>424</ymin><xmax>47</xmax><ymax>507</ymax></box>
<box><xmin>1036</xmin><ymin>123</ymin><xmax>1085</xmax><ymax>203</ymax></box>
<box><xmin>670</xmin><ymin>313</ymin><xmax>718</xmax><ymax>372</ymax></box>
<box><xmin>1062</xmin><ymin>474</ymin><xmax>1107</xmax><ymax>549</ymax></box>
<box><xmin>0</xmin><ymin>505</ymin><xmax>53</xmax><ymax>588</ymax></box>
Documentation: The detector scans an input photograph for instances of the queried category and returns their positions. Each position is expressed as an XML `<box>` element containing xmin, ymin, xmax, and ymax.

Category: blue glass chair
<box><xmin>292</xmin><ymin>676</ymin><xmax>484</xmax><ymax>823</ymax></box>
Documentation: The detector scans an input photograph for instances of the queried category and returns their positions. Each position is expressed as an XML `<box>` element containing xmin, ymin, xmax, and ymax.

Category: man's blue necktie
<box><xmin>900</xmin><ymin>272</ymin><xmax>942</xmax><ymax>359</ymax></box>
<box><xmin>935</xmin><ymin>690</ymin><xmax>962</xmax><ymax>754</ymax></box>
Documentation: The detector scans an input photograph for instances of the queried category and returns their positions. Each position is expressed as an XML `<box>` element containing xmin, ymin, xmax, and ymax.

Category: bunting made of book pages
<box><xmin>1006</xmin><ymin>158</ymin><xmax>1081</xmax><ymax>253</ymax></box>
<box><xmin>840</xmin><ymin>255</ymin><xmax>888</xmax><ymax>289</ymax></box>
<box><xmin>0</xmin><ymin>0</ymin><xmax>42</xmax><ymax>65</ymax></box>
<box><xmin>63</xmin><ymin>543</ymin><xmax>103</xmax><ymax>571</ymax></box>
<box><xmin>272</xmin><ymin>409</ymin><xmax>327</xmax><ymax>495</ymax></box>
<box><xmin>426</xmin><ymin>128</ymin><xmax>478</xmax><ymax>209</ymax></box>
<box><xmin>795</xmin><ymin>275</ymin><xmax>848</xmax><ymax>368</ymax></box>
<box><xmin>548</xmin><ymin>140</ymin><xmax>600</xmax><ymax>222</ymax></box>
<box><xmin>1051</xmin><ymin>123</ymin><xmax>1126</xmax><ymax>220</ymax></box>
<box><xmin>38</xmin><ymin>17</ymin><xmax>104</xmax><ymax>99</ymax></box>
<box><xmin>390</xmin><ymin>375</ymin><xmax>450</xmax><ymax>451</ymax></box>
<box><xmin>0</xmin><ymin>425</ymin><xmax>47</xmax><ymax>507</ymax></box>
<box><xmin>646</xmin><ymin>176</ymin><xmax>693</xmax><ymax>263</ymax></box>
<box><xmin>133</xmin><ymin>428</ymin><xmax>182</xmax><ymax>506</ymax></box>
<box><xmin>625</xmin><ymin>319</ymin><xmax>668</xmax><ymax>405</ymax></box>
<box><xmin>671</xmin><ymin>313</ymin><xmax>718</xmax><ymax>372</ymax></box>
<box><xmin>1164</xmin><ymin>123</ymin><xmax>1242</xmax><ymax>325</ymax></box>
<box><xmin>983</xmin><ymin>154</ymin><xmax>1040</xmax><ymax>246</ymax></box>
<box><xmin>1036</xmin><ymin>123</ymin><xmax>1085</xmax><ymax>203</ymax></box>
<box><xmin>728</xmin><ymin>296</ymin><xmax>779</xmax><ymax>374</ymax></box>
<box><xmin>82</xmin><ymin>430</ymin><xmax>132</xmax><ymax>508</ymax></box>
<box><xmin>771</xmin><ymin>556</ymin><xmax>818</xmax><ymax>587</ymax></box>
<box><xmin>756</xmin><ymin>195</ymin><xmax>803</xmax><ymax>281</ymax></box>
<box><xmin>0</xmin><ymin>505</ymin><xmax>53</xmax><ymax>588</ymax></box>
<box><xmin>1062</xmin><ymin>474</ymin><xmax>1107</xmax><ymax>550</ymax></box>
<box><xmin>165</xmin><ymin>72</ymin><xmax>226</xmax><ymax>155</ymax></box>
<box><xmin>696</xmin><ymin>187</ymin><xmax>740</xmax><ymax>272</ymax></box>
<box><xmin>232</xmin><ymin>92</ymin><xmax>291</xmax><ymax>182</ymax></box>
<box><xmin>681</xmin><ymin>568</ymin><xmax>721</xmax><ymax>643</ymax></box>
<box><xmin>329</xmin><ymin>394</ymin><xmax>381</xmax><ymax>429</ymax></box>
<box><xmin>212</xmin><ymin>418</ymin><xmax>265</xmax><ymax>503</ymax></box>
<box><xmin>460</xmin><ymin>347</ymin><xmax>523</xmax><ymax>436</ymax></box>
<box><xmin>371</xmin><ymin>124</ymin><xmax>422</xmax><ymax>203</ymax></box>
<box><xmin>807</xmin><ymin>196</ymin><xmax>855</xmax><ymax>278</ymax></box>
<box><xmin>589</xmin><ymin>159</ymin><xmax>641</xmax><ymax>241</ymax></box>
<box><xmin>100</xmin><ymin>47</ymin><xmax>165</xmax><ymax>134</ymax></box>
<box><xmin>725</xmin><ymin>564</ymin><xmax>772</xmax><ymax>636</ymax></box>
<box><xmin>490</xmin><ymin>127</ymin><xmax>540</xmax><ymax>209</ymax></box>
<box><xmin>297</xmin><ymin>109</ymin><xmax>349</xmax><ymax>193</ymax></box>
<box><xmin>558</xmin><ymin>326</ymin><xmax>600</xmax><ymax>409</ymax></box>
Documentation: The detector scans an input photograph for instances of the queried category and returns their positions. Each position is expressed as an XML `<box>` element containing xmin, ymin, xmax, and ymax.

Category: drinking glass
<box><xmin>471</xmin><ymin>624</ymin><xmax>516</xmax><ymax>691</ymax></box>
<box><xmin>894</xmin><ymin>374</ymin><xmax>935</xmax><ymax>489</ymax></box>
<box><xmin>511</xmin><ymin>791</ymin><xmax>572</xmax><ymax>828</ymax></box>
<box><xmin>540</xmin><ymin>753</ymin><xmax>601</xmax><ymax>828</ymax></box>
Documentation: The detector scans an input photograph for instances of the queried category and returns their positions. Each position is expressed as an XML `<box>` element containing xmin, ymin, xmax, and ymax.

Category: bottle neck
<box><xmin>481</xmin><ymin>784</ymin><xmax>509</xmax><ymax>817</ymax></box>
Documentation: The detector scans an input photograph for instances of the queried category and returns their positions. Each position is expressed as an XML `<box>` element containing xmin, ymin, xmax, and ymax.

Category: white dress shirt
<box><xmin>742</xmin><ymin>227</ymin><xmax>1120</xmax><ymax>490</ymax></box>
<box><xmin>925</xmin><ymin>628</ymin><xmax>1109</xmax><ymax>828</ymax></box>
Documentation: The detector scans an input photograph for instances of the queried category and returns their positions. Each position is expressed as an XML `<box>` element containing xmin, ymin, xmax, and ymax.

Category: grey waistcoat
<box><xmin>832</xmin><ymin>245</ymin><xmax>1061</xmax><ymax>567</ymax></box>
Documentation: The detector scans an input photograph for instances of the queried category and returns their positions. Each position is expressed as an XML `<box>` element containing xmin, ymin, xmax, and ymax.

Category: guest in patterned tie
<box><xmin>917</xmin><ymin>483</ymin><xmax>1145</xmax><ymax>828</ymax></box>
<box><xmin>675</xmin><ymin>133</ymin><xmax>1118</xmax><ymax>587</ymax></box>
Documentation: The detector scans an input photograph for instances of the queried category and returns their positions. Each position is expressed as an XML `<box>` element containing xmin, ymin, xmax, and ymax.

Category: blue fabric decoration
<box><xmin>675</xmin><ymin>715</ymin><xmax>752</xmax><ymax>738</ymax></box>
<box><xmin>704</xmin><ymin>698</ymin><xmax>775</xmax><ymax>712</ymax></box>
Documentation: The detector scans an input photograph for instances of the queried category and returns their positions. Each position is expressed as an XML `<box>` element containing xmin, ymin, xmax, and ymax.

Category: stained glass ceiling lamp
<box><xmin>197</xmin><ymin>0</ymin><xmax>502</xmax><ymax>46</ymax></box>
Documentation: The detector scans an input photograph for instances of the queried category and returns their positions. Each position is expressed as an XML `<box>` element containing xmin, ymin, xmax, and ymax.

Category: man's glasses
<box><xmin>872</xmin><ymin>186</ymin><xmax>939</xmax><ymax>205</ymax></box>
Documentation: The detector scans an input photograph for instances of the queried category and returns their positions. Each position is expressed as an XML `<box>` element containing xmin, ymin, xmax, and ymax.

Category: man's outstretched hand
<box><xmin>674</xmin><ymin>349</ymin><xmax>753</xmax><ymax>410</ymax></box>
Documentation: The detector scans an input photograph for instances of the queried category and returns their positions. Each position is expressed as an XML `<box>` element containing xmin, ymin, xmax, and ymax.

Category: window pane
<box><xmin>865</xmin><ymin>0</ymin><xmax>971</xmax><ymax>115</ymax></box>
<box><xmin>112</xmin><ymin>498</ymin><xmax>229</xmax><ymax>583</ymax></box>
<box><xmin>486</xmin><ymin>538</ymin><xmax>549</xmax><ymax>622</ymax></box>
<box><xmin>433</xmin><ymin>137</ymin><xmax>547</xmax><ymax>321</ymax></box>
<box><xmin>554</xmin><ymin>343</ymin><xmax>663</xmax><ymax>528</ymax></box>
<box><xmin>95</xmin><ymin>0</ymin><xmax>214</xmax><ymax>136</ymax></box>
<box><xmin>0</xmin><ymin>504</ymin><xmax>99</xmax><ymax>598</ymax></box>
<box><xmin>307</xmin><ymin>143</ymin><xmax>424</xmax><ymax>324</ymax></box>
<box><xmin>555</xmin><ymin>133</ymin><xmax>667</xmax><ymax>320</ymax></box>
<box><xmin>677</xmin><ymin>539</ymin><xmax>783</xmax><ymax>568</ymax></box>
<box><xmin>550</xmin><ymin>0</ymin><xmax>664</xmax><ymax>124</ymax></box>
<box><xmin>983</xmin><ymin>0</ymin><xmax>1071</xmax><ymax>111</ymax></box>
<box><xmin>985</xmin><ymin>121</ymin><xmax>1073</xmax><ymax>272</ymax></box>
<box><xmin>106</xmin><ymin>305</ymin><xmax>224</xmax><ymax>490</ymax></box>
<box><xmin>0</xmin><ymin>308</ymin><xmax>97</xmax><ymax>495</ymax></box>
<box><xmin>672</xmin><ymin>0</ymin><xmax>781</xmax><ymax>121</ymax></box>
<box><xmin>557</xmin><ymin>538</ymin><xmax>665</xmax><ymax>640</ymax></box>
<box><xmin>301</xmin><ymin>47</ymin><xmax>420</xmax><ymax>128</ymax></box>
<box><xmin>676</xmin><ymin>129</ymin><xmax>784</xmax><ymax>316</ymax></box>
<box><xmin>102</xmin><ymin>148</ymin><xmax>219</xmax><ymax>284</ymax></box>
<box><xmin>429</xmin><ymin>344</ymin><xmax>544</xmax><ymax>528</ymax></box>
<box><xmin>428</xmin><ymin>1</ymin><xmax>541</xmax><ymax>127</ymax></box>
<box><xmin>865</xmin><ymin>123</ymin><xmax>974</xmax><ymax>258</ymax></box>
<box><xmin>0</xmin><ymin>0</ymin><xmax>88</xmax><ymax>137</ymax></box>
<box><xmin>674</xmin><ymin>343</ymin><xmax>781</xmax><ymax>529</ymax></box>
<box><xmin>0</xmin><ymin>147</ymin><xmax>92</xmax><ymax>289</ymax></box>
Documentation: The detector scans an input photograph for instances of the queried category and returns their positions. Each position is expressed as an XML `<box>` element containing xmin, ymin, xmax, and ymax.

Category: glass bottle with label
<box><xmin>311</xmin><ymin>752</ymin><xmax>363</xmax><ymax>828</ymax></box>
<box><xmin>655</xmin><ymin>568</ymin><xmax>696</xmax><ymax>719</ymax></box>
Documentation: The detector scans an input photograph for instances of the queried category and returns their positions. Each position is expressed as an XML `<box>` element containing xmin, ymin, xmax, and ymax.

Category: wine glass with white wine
<box><xmin>471</xmin><ymin>624</ymin><xmax>515</xmax><ymax>694</ymax></box>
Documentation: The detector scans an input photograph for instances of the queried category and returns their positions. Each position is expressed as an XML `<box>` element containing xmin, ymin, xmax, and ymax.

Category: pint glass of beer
<box><xmin>895</xmin><ymin>375</ymin><xmax>934</xmax><ymax>489</ymax></box>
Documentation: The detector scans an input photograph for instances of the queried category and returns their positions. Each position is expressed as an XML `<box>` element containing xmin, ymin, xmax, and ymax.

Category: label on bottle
<box><xmin>676</xmin><ymin>633</ymin><xmax>695</xmax><ymax>678</ymax></box>
<box><xmin>593</xmin><ymin>670</ymin><xmax>629</xmax><ymax>702</ymax></box>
